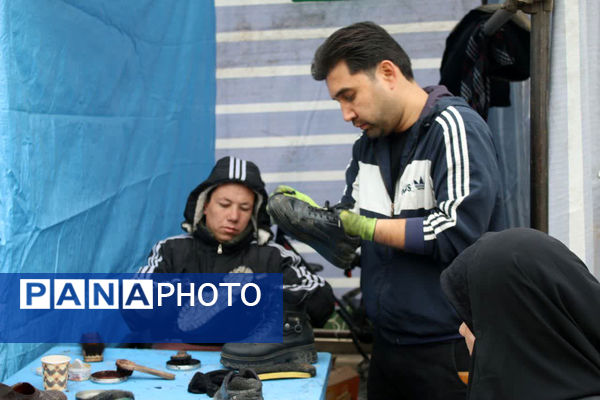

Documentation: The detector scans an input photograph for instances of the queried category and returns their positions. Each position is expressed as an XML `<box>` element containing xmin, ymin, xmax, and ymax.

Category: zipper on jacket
<box><xmin>391</xmin><ymin>202</ymin><xmax>394</xmax><ymax>217</ymax></box>
<box><xmin>217</xmin><ymin>243</ymin><xmax>223</xmax><ymax>254</ymax></box>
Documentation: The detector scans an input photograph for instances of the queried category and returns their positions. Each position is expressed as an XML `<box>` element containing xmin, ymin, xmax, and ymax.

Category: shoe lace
<box><xmin>306</xmin><ymin>200</ymin><xmax>339</xmax><ymax>225</ymax></box>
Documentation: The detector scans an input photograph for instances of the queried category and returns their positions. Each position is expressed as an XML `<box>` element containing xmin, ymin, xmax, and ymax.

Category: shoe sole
<box><xmin>220</xmin><ymin>344</ymin><xmax>318</xmax><ymax>369</ymax></box>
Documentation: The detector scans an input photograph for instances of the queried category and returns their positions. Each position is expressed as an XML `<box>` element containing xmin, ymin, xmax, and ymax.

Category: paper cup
<box><xmin>41</xmin><ymin>355</ymin><xmax>71</xmax><ymax>391</ymax></box>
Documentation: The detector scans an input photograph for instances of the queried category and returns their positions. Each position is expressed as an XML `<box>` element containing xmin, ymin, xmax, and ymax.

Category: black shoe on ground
<box><xmin>268</xmin><ymin>193</ymin><xmax>360</xmax><ymax>270</ymax></box>
<box><xmin>0</xmin><ymin>382</ymin><xmax>67</xmax><ymax>400</ymax></box>
<box><xmin>214</xmin><ymin>369</ymin><xmax>263</xmax><ymax>400</ymax></box>
<box><xmin>220</xmin><ymin>309</ymin><xmax>317</xmax><ymax>369</ymax></box>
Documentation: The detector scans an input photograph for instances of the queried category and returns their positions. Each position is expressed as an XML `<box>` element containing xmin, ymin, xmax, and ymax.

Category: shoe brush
<box><xmin>116</xmin><ymin>359</ymin><xmax>175</xmax><ymax>380</ymax></box>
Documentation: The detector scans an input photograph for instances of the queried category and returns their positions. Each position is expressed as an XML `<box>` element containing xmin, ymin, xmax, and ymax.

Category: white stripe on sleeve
<box><xmin>424</xmin><ymin>106</ymin><xmax>470</xmax><ymax>240</ymax></box>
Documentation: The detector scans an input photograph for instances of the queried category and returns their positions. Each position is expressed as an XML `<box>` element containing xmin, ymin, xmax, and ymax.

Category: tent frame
<box><xmin>483</xmin><ymin>0</ymin><xmax>554</xmax><ymax>232</ymax></box>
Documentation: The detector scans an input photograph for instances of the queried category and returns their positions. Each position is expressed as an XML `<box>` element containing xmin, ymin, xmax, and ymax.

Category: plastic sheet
<box><xmin>0</xmin><ymin>0</ymin><xmax>215</xmax><ymax>379</ymax></box>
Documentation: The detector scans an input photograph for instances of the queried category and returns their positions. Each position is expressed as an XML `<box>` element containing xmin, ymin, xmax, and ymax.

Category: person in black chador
<box><xmin>137</xmin><ymin>156</ymin><xmax>334</xmax><ymax>360</ymax></box>
<box><xmin>441</xmin><ymin>228</ymin><xmax>600</xmax><ymax>400</ymax></box>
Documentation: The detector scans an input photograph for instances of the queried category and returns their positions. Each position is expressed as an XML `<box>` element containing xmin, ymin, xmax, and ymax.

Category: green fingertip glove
<box><xmin>272</xmin><ymin>185</ymin><xmax>321</xmax><ymax>208</ymax></box>
<box><xmin>339</xmin><ymin>210</ymin><xmax>377</xmax><ymax>241</ymax></box>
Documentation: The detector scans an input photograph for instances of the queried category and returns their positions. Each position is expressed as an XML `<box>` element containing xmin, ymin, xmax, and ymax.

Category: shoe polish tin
<box><xmin>166</xmin><ymin>351</ymin><xmax>201</xmax><ymax>370</ymax></box>
<box><xmin>166</xmin><ymin>358</ymin><xmax>201</xmax><ymax>370</ymax></box>
<box><xmin>90</xmin><ymin>370</ymin><xmax>128</xmax><ymax>383</ymax></box>
<box><xmin>76</xmin><ymin>390</ymin><xmax>134</xmax><ymax>400</ymax></box>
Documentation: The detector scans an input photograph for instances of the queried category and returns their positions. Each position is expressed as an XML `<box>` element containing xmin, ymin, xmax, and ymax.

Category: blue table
<box><xmin>4</xmin><ymin>346</ymin><xmax>331</xmax><ymax>400</ymax></box>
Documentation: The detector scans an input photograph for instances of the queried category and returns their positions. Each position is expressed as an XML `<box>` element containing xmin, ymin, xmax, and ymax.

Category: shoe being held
<box><xmin>268</xmin><ymin>186</ymin><xmax>360</xmax><ymax>270</ymax></box>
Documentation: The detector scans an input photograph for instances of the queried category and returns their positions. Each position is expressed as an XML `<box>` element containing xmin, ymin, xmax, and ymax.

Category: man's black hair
<box><xmin>311</xmin><ymin>21</ymin><xmax>414</xmax><ymax>81</ymax></box>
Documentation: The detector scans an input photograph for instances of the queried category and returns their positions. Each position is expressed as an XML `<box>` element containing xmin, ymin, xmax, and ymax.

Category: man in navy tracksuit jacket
<box><xmin>310</xmin><ymin>22</ymin><xmax>507</xmax><ymax>399</ymax></box>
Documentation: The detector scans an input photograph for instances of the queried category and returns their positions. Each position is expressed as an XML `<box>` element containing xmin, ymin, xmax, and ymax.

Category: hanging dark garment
<box><xmin>439</xmin><ymin>7</ymin><xmax>530</xmax><ymax>120</ymax></box>
<box><xmin>440</xmin><ymin>228</ymin><xmax>600</xmax><ymax>400</ymax></box>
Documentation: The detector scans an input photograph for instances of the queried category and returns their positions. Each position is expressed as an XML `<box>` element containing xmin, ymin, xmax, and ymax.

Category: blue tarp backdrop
<box><xmin>0</xmin><ymin>0</ymin><xmax>215</xmax><ymax>379</ymax></box>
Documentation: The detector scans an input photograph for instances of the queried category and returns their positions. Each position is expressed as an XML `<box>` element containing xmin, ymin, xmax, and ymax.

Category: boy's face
<box><xmin>204</xmin><ymin>183</ymin><xmax>255</xmax><ymax>242</ymax></box>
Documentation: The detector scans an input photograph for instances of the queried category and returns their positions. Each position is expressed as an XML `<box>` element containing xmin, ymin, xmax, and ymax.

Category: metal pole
<box><xmin>529</xmin><ymin>0</ymin><xmax>552</xmax><ymax>232</ymax></box>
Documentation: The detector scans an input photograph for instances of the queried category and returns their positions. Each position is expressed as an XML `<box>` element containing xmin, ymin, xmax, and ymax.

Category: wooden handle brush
<box><xmin>116</xmin><ymin>359</ymin><xmax>175</xmax><ymax>380</ymax></box>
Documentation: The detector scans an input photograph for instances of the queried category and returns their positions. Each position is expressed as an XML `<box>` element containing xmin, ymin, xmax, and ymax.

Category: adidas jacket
<box><xmin>341</xmin><ymin>86</ymin><xmax>507</xmax><ymax>344</ymax></box>
<box><xmin>137</xmin><ymin>230</ymin><xmax>334</xmax><ymax>327</ymax></box>
<box><xmin>137</xmin><ymin>156</ymin><xmax>334</xmax><ymax>327</ymax></box>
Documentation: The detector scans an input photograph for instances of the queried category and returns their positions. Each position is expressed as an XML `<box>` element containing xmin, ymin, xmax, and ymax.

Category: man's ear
<box><xmin>376</xmin><ymin>60</ymin><xmax>398</xmax><ymax>88</ymax></box>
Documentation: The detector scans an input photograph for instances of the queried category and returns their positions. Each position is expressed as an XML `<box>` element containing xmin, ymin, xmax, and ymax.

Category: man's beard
<box><xmin>364</xmin><ymin>125</ymin><xmax>387</xmax><ymax>138</ymax></box>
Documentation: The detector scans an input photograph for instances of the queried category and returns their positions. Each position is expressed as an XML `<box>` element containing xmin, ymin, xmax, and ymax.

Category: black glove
<box><xmin>188</xmin><ymin>369</ymin><xmax>230</xmax><ymax>397</ymax></box>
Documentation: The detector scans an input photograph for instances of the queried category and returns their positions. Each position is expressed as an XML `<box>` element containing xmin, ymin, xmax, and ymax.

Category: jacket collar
<box><xmin>193</xmin><ymin>220</ymin><xmax>254</xmax><ymax>253</ymax></box>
